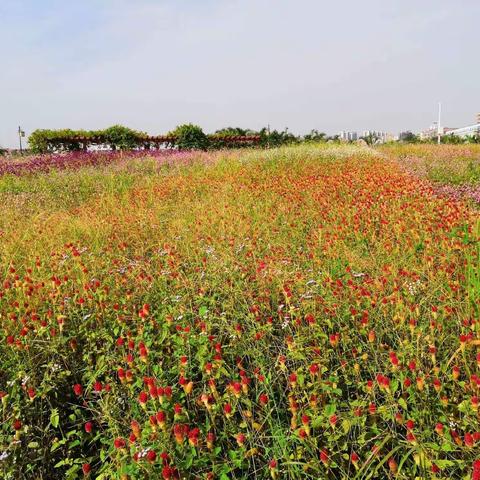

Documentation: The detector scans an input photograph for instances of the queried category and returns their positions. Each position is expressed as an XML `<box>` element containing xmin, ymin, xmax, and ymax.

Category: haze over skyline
<box><xmin>1</xmin><ymin>0</ymin><xmax>479</xmax><ymax>148</ymax></box>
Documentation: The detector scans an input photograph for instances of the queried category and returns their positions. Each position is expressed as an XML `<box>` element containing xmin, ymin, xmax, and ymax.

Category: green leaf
<box><xmin>50</xmin><ymin>409</ymin><xmax>60</xmax><ymax>428</ymax></box>
<box><xmin>398</xmin><ymin>397</ymin><xmax>408</xmax><ymax>411</ymax></box>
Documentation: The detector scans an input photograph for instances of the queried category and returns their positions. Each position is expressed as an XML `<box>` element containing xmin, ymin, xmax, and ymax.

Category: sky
<box><xmin>0</xmin><ymin>0</ymin><xmax>479</xmax><ymax>147</ymax></box>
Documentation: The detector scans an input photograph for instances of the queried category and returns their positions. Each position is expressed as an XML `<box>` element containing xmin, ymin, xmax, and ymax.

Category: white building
<box><xmin>339</xmin><ymin>131</ymin><xmax>358</xmax><ymax>141</ymax></box>
<box><xmin>446</xmin><ymin>123</ymin><xmax>480</xmax><ymax>139</ymax></box>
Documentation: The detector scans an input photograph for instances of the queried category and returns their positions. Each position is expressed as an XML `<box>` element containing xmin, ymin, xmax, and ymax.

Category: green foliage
<box><xmin>171</xmin><ymin>124</ymin><xmax>210</xmax><ymax>150</ymax></box>
<box><xmin>303</xmin><ymin>130</ymin><xmax>327</xmax><ymax>143</ymax></box>
<box><xmin>399</xmin><ymin>132</ymin><xmax>419</xmax><ymax>143</ymax></box>
<box><xmin>103</xmin><ymin>125</ymin><xmax>145</xmax><ymax>151</ymax></box>
<box><xmin>28</xmin><ymin>126</ymin><xmax>145</xmax><ymax>153</ymax></box>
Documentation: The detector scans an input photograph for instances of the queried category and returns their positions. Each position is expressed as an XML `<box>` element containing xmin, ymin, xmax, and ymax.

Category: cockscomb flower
<box><xmin>435</xmin><ymin>423</ymin><xmax>444</xmax><ymax>435</ymax></box>
<box><xmin>452</xmin><ymin>365</ymin><xmax>460</xmax><ymax>381</ymax></box>
<box><xmin>351</xmin><ymin>452</ymin><xmax>359</xmax><ymax>466</ymax></box>
<box><xmin>73</xmin><ymin>384</ymin><xmax>83</xmax><ymax>397</ymax></box>
<box><xmin>27</xmin><ymin>387</ymin><xmax>36</xmax><ymax>400</ymax></box>
<box><xmin>82</xmin><ymin>463</ymin><xmax>91</xmax><ymax>476</ymax></box>
<box><xmin>288</xmin><ymin>373</ymin><xmax>297</xmax><ymax>388</ymax></box>
<box><xmin>405</xmin><ymin>419</ymin><xmax>415</xmax><ymax>430</ymax></box>
<box><xmin>146</xmin><ymin>450</ymin><xmax>156</xmax><ymax>463</ymax></box>
<box><xmin>416</xmin><ymin>377</ymin><xmax>424</xmax><ymax>391</ymax></box>
<box><xmin>138</xmin><ymin>391</ymin><xmax>148</xmax><ymax>407</ymax></box>
<box><xmin>156</xmin><ymin>411</ymin><xmax>166</xmax><ymax>429</ymax></box>
<box><xmin>188</xmin><ymin>427</ymin><xmax>200</xmax><ymax>447</ymax></box>
<box><xmin>259</xmin><ymin>393</ymin><xmax>269</xmax><ymax>406</ymax></box>
<box><xmin>131</xmin><ymin>420</ymin><xmax>141</xmax><ymax>438</ymax></box>
<box><xmin>113</xmin><ymin>437</ymin><xmax>126</xmax><ymax>449</ymax></box>
<box><xmin>174</xmin><ymin>403</ymin><xmax>182</xmax><ymax>417</ymax></box>
<box><xmin>235</xmin><ymin>433</ymin><xmax>246</xmax><ymax>447</ymax></box>
<box><xmin>388</xmin><ymin>457</ymin><xmax>398</xmax><ymax>473</ymax></box>
<box><xmin>224</xmin><ymin>403</ymin><xmax>233</xmax><ymax>418</ymax></box>
<box><xmin>329</xmin><ymin>333</ymin><xmax>340</xmax><ymax>347</ymax></box>
<box><xmin>389</xmin><ymin>352</ymin><xmax>399</xmax><ymax>369</ymax></box>
<box><xmin>230</xmin><ymin>381</ymin><xmax>242</xmax><ymax>398</ymax></box>
<box><xmin>206</xmin><ymin>431</ymin><xmax>215</xmax><ymax>450</ymax></box>
<box><xmin>329</xmin><ymin>414</ymin><xmax>338</xmax><ymax>428</ymax></box>
<box><xmin>473</xmin><ymin>460</ymin><xmax>480</xmax><ymax>480</ymax></box>
<box><xmin>465</xmin><ymin>433</ymin><xmax>474</xmax><ymax>448</ymax></box>
<box><xmin>173</xmin><ymin>424</ymin><xmax>187</xmax><ymax>444</ymax></box>
<box><xmin>320</xmin><ymin>449</ymin><xmax>329</xmax><ymax>466</ymax></box>
<box><xmin>432</xmin><ymin>378</ymin><xmax>441</xmax><ymax>392</ymax></box>
<box><xmin>84</xmin><ymin>421</ymin><xmax>93</xmax><ymax>433</ymax></box>
<box><xmin>472</xmin><ymin>396</ymin><xmax>479</xmax><ymax>411</ymax></box>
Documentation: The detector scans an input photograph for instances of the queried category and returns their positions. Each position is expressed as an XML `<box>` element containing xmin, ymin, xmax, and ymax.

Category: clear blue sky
<box><xmin>1</xmin><ymin>0</ymin><xmax>479</xmax><ymax>147</ymax></box>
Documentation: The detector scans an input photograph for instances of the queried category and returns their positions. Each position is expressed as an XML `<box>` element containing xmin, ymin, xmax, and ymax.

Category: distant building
<box><xmin>444</xmin><ymin>114</ymin><xmax>480</xmax><ymax>139</ymax></box>
<box><xmin>361</xmin><ymin>130</ymin><xmax>393</xmax><ymax>144</ymax></box>
<box><xmin>446</xmin><ymin>123</ymin><xmax>480</xmax><ymax>138</ymax></box>
<box><xmin>420</xmin><ymin>124</ymin><xmax>456</xmax><ymax>140</ymax></box>
<box><xmin>338</xmin><ymin>131</ymin><xmax>358</xmax><ymax>142</ymax></box>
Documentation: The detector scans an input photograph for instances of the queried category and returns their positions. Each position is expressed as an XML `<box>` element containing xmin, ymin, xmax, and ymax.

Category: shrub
<box><xmin>171</xmin><ymin>124</ymin><xmax>210</xmax><ymax>150</ymax></box>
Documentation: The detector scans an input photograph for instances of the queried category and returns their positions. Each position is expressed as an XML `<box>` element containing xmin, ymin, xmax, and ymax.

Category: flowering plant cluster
<box><xmin>0</xmin><ymin>145</ymin><xmax>479</xmax><ymax>479</ymax></box>
<box><xmin>0</xmin><ymin>150</ymin><xmax>199</xmax><ymax>177</ymax></box>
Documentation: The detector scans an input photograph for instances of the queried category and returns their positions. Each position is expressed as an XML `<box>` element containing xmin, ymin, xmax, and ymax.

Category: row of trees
<box><xmin>26</xmin><ymin>125</ymin><xmax>337</xmax><ymax>154</ymax></box>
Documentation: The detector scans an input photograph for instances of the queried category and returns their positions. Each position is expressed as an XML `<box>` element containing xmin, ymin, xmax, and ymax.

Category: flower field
<box><xmin>0</xmin><ymin>144</ymin><xmax>479</xmax><ymax>479</ymax></box>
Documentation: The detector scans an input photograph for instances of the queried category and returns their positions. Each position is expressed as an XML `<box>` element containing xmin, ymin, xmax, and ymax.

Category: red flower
<box><xmin>405</xmin><ymin>419</ymin><xmax>415</xmax><ymax>430</ymax></box>
<box><xmin>224</xmin><ymin>403</ymin><xmax>233</xmax><ymax>417</ymax></box>
<box><xmin>82</xmin><ymin>463</ymin><xmax>91</xmax><ymax>476</ymax></box>
<box><xmin>320</xmin><ymin>449</ymin><xmax>329</xmax><ymax>465</ymax></box>
<box><xmin>84</xmin><ymin>421</ymin><xmax>93</xmax><ymax>433</ymax></box>
<box><xmin>146</xmin><ymin>450</ymin><xmax>157</xmax><ymax>463</ymax></box>
<box><xmin>73</xmin><ymin>384</ymin><xmax>83</xmax><ymax>396</ymax></box>
<box><xmin>13</xmin><ymin>419</ymin><xmax>22</xmax><ymax>431</ymax></box>
<box><xmin>329</xmin><ymin>414</ymin><xmax>338</xmax><ymax>427</ymax></box>
<box><xmin>473</xmin><ymin>460</ymin><xmax>480</xmax><ymax>480</ymax></box>
<box><xmin>235</xmin><ymin>433</ymin><xmax>246</xmax><ymax>446</ymax></box>
<box><xmin>114</xmin><ymin>437</ymin><xmax>126</xmax><ymax>449</ymax></box>
<box><xmin>138</xmin><ymin>391</ymin><xmax>148</xmax><ymax>405</ymax></box>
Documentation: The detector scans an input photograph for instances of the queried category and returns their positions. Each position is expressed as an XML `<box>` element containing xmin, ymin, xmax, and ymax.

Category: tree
<box><xmin>171</xmin><ymin>124</ymin><xmax>209</xmax><ymax>150</ymax></box>
<box><xmin>303</xmin><ymin>130</ymin><xmax>327</xmax><ymax>142</ymax></box>
<box><xmin>399</xmin><ymin>132</ymin><xmax>419</xmax><ymax>144</ymax></box>
<box><xmin>103</xmin><ymin>125</ymin><xmax>143</xmax><ymax>150</ymax></box>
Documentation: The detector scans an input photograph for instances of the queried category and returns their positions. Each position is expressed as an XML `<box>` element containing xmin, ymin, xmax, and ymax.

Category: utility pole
<box><xmin>18</xmin><ymin>126</ymin><xmax>25</xmax><ymax>154</ymax></box>
<box><xmin>437</xmin><ymin>102</ymin><xmax>442</xmax><ymax>145</ymax></box>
